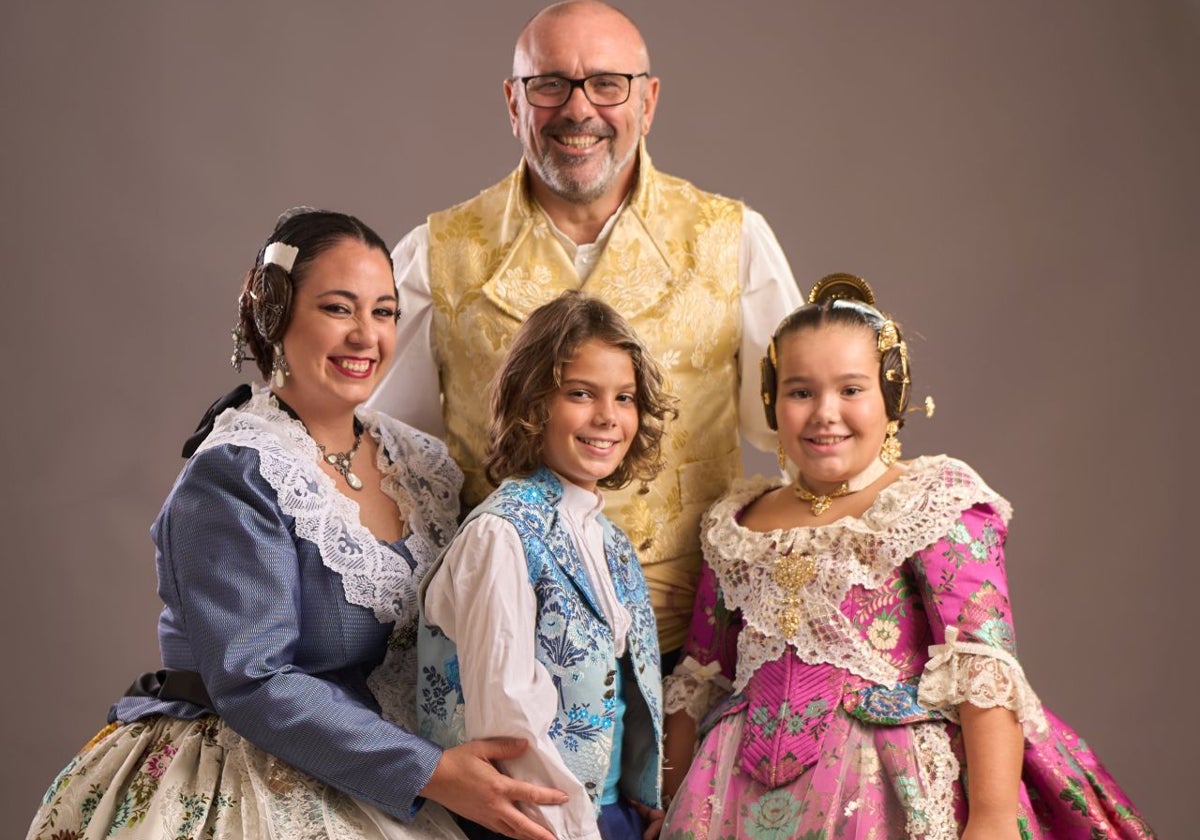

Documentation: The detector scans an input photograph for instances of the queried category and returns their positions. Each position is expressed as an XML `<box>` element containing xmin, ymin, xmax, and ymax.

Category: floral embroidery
<box><xmin>40</xmin><ymin>757</ymin><xmax>78</xmax><ymax>805</ymax></box>
<box><xmin>848</xmin><ymin>683</ymin><xmax>941</xmax><ymax>726</ymax></box>
<box><xmin>108</xmin><ymin>736</ymin><xmax>179</xmax><ymax>829</ymax></box>
<box><xmin>745</xmin><ymin>790</ymin><xmax>804</xmax><ymax>839</ymax></box>
<box><xmin>164</xmin><ymin>788</ymin><xmax>235</xmax><ymax>838</ymax></box>
<box><xmin>143</xmin><ymin>741</ymin><xmax>177</xmax><ymax>779</ymax></box>
<box><xmin>946</xmin><ymin>521</ymin><xmax>972</xmax><ymax>545</ymax></box>
<box><xmin>1060</xmin><ymin>777</ymin><xmax>1091</xmax><ymax>816</ymax></box>
<box><xmin>77</xmin><ymin>783</ymin><xmax>102</xmax><ymax>832</ymax></box>
<box><xmin>959</xmin><ymin>581</ymin><xmax>1017</xmax><ymax>655</ymax></box>
<box><xmin>866</xmin><ymin>615</ymin><xmax>901</xmax><ymax>651</ymax></box>
<box><xmin>418</xmin><ymin>664</ymin><xmax>458</xmax><ymax>726</ymax></box>
<box><xmin>977</xmin><ymin>617</ymin><xmax>1016</xmax><ymax>652</ymax></box>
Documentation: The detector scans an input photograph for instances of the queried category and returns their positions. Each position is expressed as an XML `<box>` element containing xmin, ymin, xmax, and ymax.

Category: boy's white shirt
<box><xmin>423</xmin><ymin>474</ymin><xmax>631</xmax><ymax>840</ymax></box>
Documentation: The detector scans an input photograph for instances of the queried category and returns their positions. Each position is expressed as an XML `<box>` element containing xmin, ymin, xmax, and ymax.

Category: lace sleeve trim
<box><xmin>663</xmin><ymin>656</ymin><xmax>732</xmax><ymax>720</ymax></box>
<box><xmin>916</xmin><ymin>626</ymin><xmax>1049</xmax><ymax>738</ymax></box>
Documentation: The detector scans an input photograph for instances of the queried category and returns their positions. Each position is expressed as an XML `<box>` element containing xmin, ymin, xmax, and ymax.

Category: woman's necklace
<box><xmin>316</xmin><ymin>426</ymin><xmax>365</xmax><ymax>491</ymax></box>
<box><xmin>794</xmin><ymin>457</ymin><xmax>889</xmax><ymax>516</ymax></box>
<box><xmin>271</xmin><ymin>394</ymin><xmax>366</xmax><ymax>492</ymax></box>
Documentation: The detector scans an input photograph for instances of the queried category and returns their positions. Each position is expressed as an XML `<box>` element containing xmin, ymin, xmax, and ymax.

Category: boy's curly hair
<box><xmin>484</xmin><ymin>290</ymin><xmax>677</xmax><ymax>490</ymax></box>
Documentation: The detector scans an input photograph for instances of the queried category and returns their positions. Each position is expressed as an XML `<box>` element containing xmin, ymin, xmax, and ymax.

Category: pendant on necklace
<box><xmin>793</xmin><ymin>481</ymin><xmax>849</xmax><ymax>515</ymax></box>
<box><xmin>322</xmin><ymin>449</ymin><xmax>364</xmax><ymax>491</ymax></box>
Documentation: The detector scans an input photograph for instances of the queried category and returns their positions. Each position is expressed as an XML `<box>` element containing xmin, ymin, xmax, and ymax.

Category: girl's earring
<box><xmin>777</xmin><ymin>441</ymin><xmax>788</xmax><ymax>471</ymax></box>
<box><xmin>880</xmin><ymin>421</ymin><xmax>901</xmax><ymax>466</ymax></box>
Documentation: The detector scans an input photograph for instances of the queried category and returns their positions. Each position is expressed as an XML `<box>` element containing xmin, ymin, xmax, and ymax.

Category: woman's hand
<box><xmin>420</xmin><ymin>738</ymin><xmax>568</xmax><ymax>840</ymax></box>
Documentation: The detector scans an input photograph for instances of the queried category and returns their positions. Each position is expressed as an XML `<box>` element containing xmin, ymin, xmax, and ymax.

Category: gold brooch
<box><xmin>772</xmin><ymin>552</ymin><xmax>816</xmax><ymax>636</ymax></box>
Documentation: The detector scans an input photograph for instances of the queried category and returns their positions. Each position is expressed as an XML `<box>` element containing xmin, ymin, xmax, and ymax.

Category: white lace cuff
<box><xmin>917</xmin><ymin>626</ymin><xmax>1049</xmax><ymax>738</ymax></box>
<box><xmin>663</xmin><ymin>656</ymin><xmax>732</xmax><ymax>720</ymax></box>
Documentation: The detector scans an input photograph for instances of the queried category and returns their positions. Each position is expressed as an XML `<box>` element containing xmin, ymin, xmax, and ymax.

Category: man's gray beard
<box><xmin>533</xmin><ymin>135</ymin><xmax>639</xmax><ymax>206</ymax></box>
<box><xmin>539</xmin><ymin>163</ymin><xmax>611</xmax><ymax>205</ymax></box>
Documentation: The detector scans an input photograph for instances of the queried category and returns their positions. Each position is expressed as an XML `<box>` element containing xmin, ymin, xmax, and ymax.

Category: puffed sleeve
<box><xmin>158</xmin><ymin>445</ymin><xmax>443</xmax><ymax>821</ymax></box>
<box><xmin>368</xmin><ymin>223</ymin><xmax>444</xmax><ymax>437</ymax></box>
<box><xmin>737</xmin><ymin>209</ymin><xmax>802</xmax><ymax>453</ymax></box>
<box><xmin>912</xmin><ymin>502</ymin><xmax>1048</xmax><ymax>736</ymax></box>
<box><xmin>663</xmin><ymin>561</ymin><xmax>741</xmax><ymax>721</ymax></box>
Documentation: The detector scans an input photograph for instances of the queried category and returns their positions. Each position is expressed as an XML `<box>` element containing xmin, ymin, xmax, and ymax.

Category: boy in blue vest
<box><xmin>418</xmin><ymin>291</ymin><xmax>675</xmax><ymax>840</ymax></box>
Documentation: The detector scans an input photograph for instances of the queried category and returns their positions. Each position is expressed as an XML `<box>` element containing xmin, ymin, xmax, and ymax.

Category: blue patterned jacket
<box><xmin>418</xmin><ymin>468</ymin><xmax>662</xmax><ymax>809</ymax></box>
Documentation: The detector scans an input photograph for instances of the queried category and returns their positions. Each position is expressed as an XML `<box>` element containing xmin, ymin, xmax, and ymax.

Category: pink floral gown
<box><xmin>661</xmin><ymin>456</ymin><xmax>1154</xmax><ymax>839</ymax></box>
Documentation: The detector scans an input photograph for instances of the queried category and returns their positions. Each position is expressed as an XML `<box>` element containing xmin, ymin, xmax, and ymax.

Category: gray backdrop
<box><xmin>3</xmin><ymin>1</ymin><xmax>1196</xmax><ymax>836</ymax></box>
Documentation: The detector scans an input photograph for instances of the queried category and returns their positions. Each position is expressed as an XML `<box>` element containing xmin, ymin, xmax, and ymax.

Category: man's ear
<box><xmin>504</xmin><ymin>78</ymin><xmax>520</xmax><ymax>138</ymax></box>
<box><xmin>640</xmin><ymin>76</ymin><xmax>660</xmax><ymax>136</ymax></box>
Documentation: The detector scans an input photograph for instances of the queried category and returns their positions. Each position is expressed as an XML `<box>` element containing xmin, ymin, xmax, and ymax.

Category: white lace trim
<box><xmin>909</xmin><ymin>722</ymin><xmax>960</xmax><ymax>840</ymax></box>
<box><xmin>663</xmin><ymin>655</ymin><xmax>732</xmax><ymax>720</ymax></box>
<box><xmin>704</xmin><ymin>455</ymin><xmax>1011</xmax><ymax>693</ymax></box>
<box><xmin>917</xmin><ymin>626</ymin><xmax>1049</xmax><ymax>738</ymax></box>
<box><xmin>196</xmin><ymin>388</ymin><xmax>462</xmax><ymax>628</ymax></box>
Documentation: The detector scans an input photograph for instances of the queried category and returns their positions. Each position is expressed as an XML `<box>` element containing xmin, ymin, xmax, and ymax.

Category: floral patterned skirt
<box><xmin>661</xmin><ymin>706</ymin><xmax>1154</xmax><ymax>840</ymax></box>
<box><xmin>26</xmin><ymin>715</ymin><xmax>466</xmax><ymax>840</ymax></box>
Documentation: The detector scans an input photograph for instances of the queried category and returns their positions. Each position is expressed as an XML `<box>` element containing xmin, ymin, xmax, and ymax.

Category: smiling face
<box><xmin>541</xmin><ymin>338</ymin><xmax>639</xmax><ymax>491</ymax></box>
<box><xmin>775</xmin><ymin>324</ymin><xmax>890</xmax><ymax>494</ymax></box>
<box><xmin>505</xmin><ymin>1</ymin><xmax>659</xmax><ymax>208</ymax></box>
<box><xmin>273</xmin><ymin>238</ymin><xmax>397</xmax><ymax>421</ymax></box>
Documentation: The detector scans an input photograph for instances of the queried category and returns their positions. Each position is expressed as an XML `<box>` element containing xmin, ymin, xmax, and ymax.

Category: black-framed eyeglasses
<box><xmin>515</xmin><ymin>72</ymin><xmax>649</xmax><ymax>108</ymax></box>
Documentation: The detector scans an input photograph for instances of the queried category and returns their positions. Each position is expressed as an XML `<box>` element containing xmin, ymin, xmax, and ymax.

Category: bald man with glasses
<box><xmin>374</xmin><ymin>0</ymin><xmax>800</xmax><ymax>671</ymax></box>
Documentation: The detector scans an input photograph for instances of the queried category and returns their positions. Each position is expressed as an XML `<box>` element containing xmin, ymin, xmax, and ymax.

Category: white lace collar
<box><xmin>195</xmin><ymin>387</ymin><xmax>462</xmax><ymax>627</ymax></box>
<box><xmin>704</xmin><ymin>455</ymin><xmax>1010</xmax><ymax>690</ymax></box>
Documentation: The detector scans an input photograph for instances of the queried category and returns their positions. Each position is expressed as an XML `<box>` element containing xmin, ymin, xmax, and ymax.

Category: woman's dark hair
<box><xmin>235</xmin><ymin>208</ymin><xmax>394</xmax><ymax>380</ymax></box>
<box><xmin>761</xmin><ymin>278</ymin><xmax>911</xmax><ymax>430</ymax></box>
<box><xmin>483</xmin><ymin>290</ymin><xmax>677</xmax><ymax>491</ymax></box>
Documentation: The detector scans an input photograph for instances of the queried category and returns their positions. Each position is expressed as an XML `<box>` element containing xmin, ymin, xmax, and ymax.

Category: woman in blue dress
<box><xmin>26</xmin><ymin>209</ymin><xmax>566</xmax><ymax>840</ymax></box>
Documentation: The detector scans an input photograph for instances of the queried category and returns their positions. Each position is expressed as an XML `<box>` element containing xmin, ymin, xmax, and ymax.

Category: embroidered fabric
<box><xmin>229</xmin><ymin>730</ymin><xmax>465</xmax><ymax>839</ymax></box>
<box><xmin>197</xmin><ymin>389</ymin><xmax>462</xmax><ymax>731</ymax></box>
<box><xmin>663</xmin><ymin>655</ymin><xmax>732</xmax><ymax>719</ymax></box>
<box><xmin>661</xmin><ymin>704</ymin><xmax>966</xmax><ymax>838</ymax></box>
<box><xmin>917</xmin><ymin>627</ymin><xmax>1050</xmax><ymax>738</ymax></box>
<box><xmin>28</xmin><ymin>715</ymin><xmax>467</xmax><ymax>840</ymax></box>
<box><xmin>703</xmin><ymin>456</ymin><xmax>1011</xmax><ymax>694</ymax></box>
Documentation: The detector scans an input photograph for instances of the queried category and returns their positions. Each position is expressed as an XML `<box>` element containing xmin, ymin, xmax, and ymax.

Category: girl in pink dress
<box><xmin>660</xmin><ymin>275</ymin><xmax>1154</xmax><ymax>839</ymax></box>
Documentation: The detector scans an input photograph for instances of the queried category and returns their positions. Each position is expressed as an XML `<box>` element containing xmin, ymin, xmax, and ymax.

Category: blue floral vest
<box><xmin>418</xmin><ymin>468</ymin><xmax>663</xmax><ymax>810</ymax></box>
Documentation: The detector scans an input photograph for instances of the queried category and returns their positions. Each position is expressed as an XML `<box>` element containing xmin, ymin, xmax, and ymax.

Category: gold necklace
<box><xmin>793</xmin><ymin>480</ymin><xmax>849</xmax><ymax>515</ymax></box>
<box><xmin>793</xmin><ymin>457</ymin><xmax>889</xmax><ymax>516</ymax></box>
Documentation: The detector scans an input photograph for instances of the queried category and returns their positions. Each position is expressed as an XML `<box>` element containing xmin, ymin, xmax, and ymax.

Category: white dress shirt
<box><xmin>423</xmin><ymin>477</ymin><xmax>626</xmax><ymax>840</ymax></box>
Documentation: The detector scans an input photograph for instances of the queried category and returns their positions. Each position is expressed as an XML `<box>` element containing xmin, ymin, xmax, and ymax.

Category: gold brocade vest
<box><xmin>428</xmin><ymin>147</ymin><xmax>744</xmax><ymax>650</ymax></box>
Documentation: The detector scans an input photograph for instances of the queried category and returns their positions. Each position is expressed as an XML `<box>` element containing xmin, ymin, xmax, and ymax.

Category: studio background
<box><xmin>3</xmin><ymin>1</ymin><xmax>1196</xmax><ymax>836</ymax></box>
